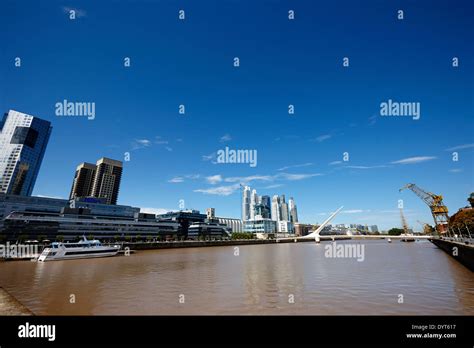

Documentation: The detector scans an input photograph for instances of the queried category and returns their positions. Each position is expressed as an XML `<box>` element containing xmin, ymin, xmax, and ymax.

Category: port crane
<box><xmin>400</xmin><ymin>207</ymin><xmax>410</xmax><ymax>234</ymax></box>
<box><xmin>399</xmin><ymin>184</ymin><xmax>449</xmax><ymax>235</ymax></box>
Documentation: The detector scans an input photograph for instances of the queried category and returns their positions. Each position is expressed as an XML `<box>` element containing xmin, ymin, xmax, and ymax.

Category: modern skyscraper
<box><xmin>289</xmin><ymin>197</ymin><xmax>298</xmax><ymax>223</ymax></box>
<box><xmin>91</xmin><ymin>158</ymin><xmax>123</xmax><ymax>205</ymax></box>
<box><xmin>69</xmin><ymin>162</ymin><xmax>96</xmax><ymax>199</ymax></box>
<box><xmin>250</xmin><ymin>189</ymin><xmax>258</xmax><ymax>220</ymax></box>
<box><xmin>0</xmin><ymin>110</ymin><xmax>52</xmax><ymax>196</ymax></box>
<box><xmin>260</xmin><ymin>195</ymin><xmax>271</xmax><ymax>219</ymax></box>
<box><xmin>280</xmin><ymin>194</ymin><xmax>289</xmax><ymax>221</ymax></box>
<box><xmin>242</xmin><ymin>185</ymin><xmax>251</xmax><ymax>221</ymax></box>
<box><xmin>70</xmin><ymin>157</ymin><xmax>123</xmax><ymax>205</ymax></box>
<box><xmin>271</xmin><ymin>195</ymin><xmax>281</xmax><ymax>221</ymax></box>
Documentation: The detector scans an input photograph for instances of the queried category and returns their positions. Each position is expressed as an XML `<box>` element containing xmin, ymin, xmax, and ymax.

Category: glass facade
<box><xmin>0</xmin><ymin>110</ymin><xmax>52</xmax><ymax>196</ymax></box>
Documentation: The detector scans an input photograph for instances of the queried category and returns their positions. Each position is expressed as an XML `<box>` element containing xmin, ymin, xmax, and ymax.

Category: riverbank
<box><xmin>429</xmin><ymin>238</ymin><xmax>474</xmax><ymax>271</ymax></box>
<box><xmin>0</xmin><ymin>287</ymin><xmax>33</xmax><ymax>315</ymax></box>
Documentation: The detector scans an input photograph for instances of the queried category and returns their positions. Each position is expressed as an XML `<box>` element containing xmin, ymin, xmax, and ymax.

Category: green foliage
<box><xmin>388</xmin><ymin>228</ymin><xmax>404</xmax><ymax>236</ymax></box>
<box><xmin>56</xmin><ymin>235</ymin><xmax>64</xmax><ymax>242</ymax></box>
<box><xmin>231</xmin><ymin>232</ymin><xmax>255</xmax><ymax>240</ymax></box>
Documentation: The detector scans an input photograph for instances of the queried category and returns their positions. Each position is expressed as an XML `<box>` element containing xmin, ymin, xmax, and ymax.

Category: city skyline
<box><xmin>1</xmin><ymin>1</ymin><xmax>473</xmax><ymax>230</ymax></box>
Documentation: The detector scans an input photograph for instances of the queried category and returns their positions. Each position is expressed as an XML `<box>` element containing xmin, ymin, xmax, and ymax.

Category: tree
<box><xmin>468</xmin><ymin>193</ymin><xmax>474</xmax><ymax>208</ymax></box>
<box><xmin>388</xmin><ymin>228</ymin><xmax>404</xmax><ymax>236</ymax></box>
<box><xmin>56</xmin><ymin>235</ymin><xmax>64</xmax><ymax>242</ymax></box>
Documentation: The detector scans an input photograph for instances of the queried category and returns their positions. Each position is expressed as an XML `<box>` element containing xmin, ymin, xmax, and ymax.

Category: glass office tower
<box><xmin>0</xmin><ymin>110</ymin><xmax>52</xmax><ymax>196</ymax></box>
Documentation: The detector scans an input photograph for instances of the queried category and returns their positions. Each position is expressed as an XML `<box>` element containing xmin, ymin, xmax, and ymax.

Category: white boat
<box><xmin>400</xmin><ymin>233</ymin><xmax>416</xmax><ymax>242</ymax></box>
<box><xmin>387</xmin><ymin>238</ymin><xmax>392</xmax><ymax>243</ymax></box>
<box><xmin>37</xmin><ymin>237</ymin><xmax>120</xmax><ymax>261</ymax></box>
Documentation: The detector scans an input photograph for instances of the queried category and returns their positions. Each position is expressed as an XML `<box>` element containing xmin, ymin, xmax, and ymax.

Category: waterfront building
<box><xmin>253</xmin><ymin>202</ymin><xmax>271</xmax><ymax>220</ymax></box>
<box><xmin>188</xmin><ymin>221</ymin><xmax>231</xmax><ymax>240</ymax></box>
<box><xmin>244</xmin><ymin>218</ymin><xmax>276</xmax><ymax>234</ymax></box>
<box><xmin>0</xmin><ymin>193</ymin><xmax>140</xmax><ymax>231</ymax></box>
<box><xmin>260</xmin><ymin>195</ymin><xmax>271</xmax><ymax>215</ymax></box>
<box><xmin>0</xmin><ymin>110</ymin><xmax>52</xmax><ymax>196</ymax></box>
<box><xmin>69</xmin><ymin>157</ymin><xmax>123</xmax><ymax>205</ymax></box>
<box><xmin>157</xmin><ymin>209</ymin><xmax>207</xmax><ymax>238</ymax></box>
<box><xmin>294</xmin><ymin>223</ymin><xmax>312</xmax><ymax>236</ymax></box>
<box><xmin>250</xmin><ymin>189</ymin><xmax>258</xmax><ymax>220</ymax></box>
<box><xmin>288</xmin><ymin>197</ymin><xmax>298</xmax><ymax>223</ymax></box>
<box><xmin>217</xmin><ymin>217</ymin><xmax>243</xmax><ymax>233</ymax></box>
<box><xmin>91</xmin><ymin>158</ymin><xmax>123</xmax><ymax>205</ymax></box>
<box><xmin>277</xmin><ymin>220</ymin><xmax>294</xmax><ymax>233</ymax></box>
<box><xmin>370</xmin><ymin>225</ymin><xmax>379</xmax><ymax>233</ymax></box>
<box><xmin>3</xmin><ymin>208</ymin><xmax>178</xmax><ymax>242</ymax></box>
<box><xmin>271</xmin><ymin>195</ymin><xmax>280</xmax><ymax>221</ymax></box>
<box><xmin>206</xmin><ymin>208</ymin><xmax>215</xmax><ymax>219</ymax></box>
<box><xmin>69</xmin><ymin>162</ymin><xmax>96</xmax><ymax>199</ymax></box>
<box><xmin>280</xmin><ymin>195</ymin><xmax>289</xmax><ymax>221</ymax></box>
<box><xmin>242</xmin><ymin>186</ymin><xmax>251</xmax><ymax>221</ymax></box>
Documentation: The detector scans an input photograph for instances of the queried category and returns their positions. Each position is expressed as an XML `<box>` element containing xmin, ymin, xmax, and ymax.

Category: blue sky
<box><xmin>1</xmin><ymin>0</ymin><xmax>473</xmax><ymax>230</ymax></box>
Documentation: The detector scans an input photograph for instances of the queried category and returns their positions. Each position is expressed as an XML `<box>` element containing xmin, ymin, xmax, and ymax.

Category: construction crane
<box><xmin>399</xmin><ymin>183</ymin><xmax>449</xmax><ymax>235</ymax></box>
<box><xmin>400</xmin><ymin>208</ymin><xmax>410</xmax><ymax>234</ymax></box>
<box><xmin>417</xmin><ymin>220</ymin><xmax>435</xmax><ymax>235</ymax></box>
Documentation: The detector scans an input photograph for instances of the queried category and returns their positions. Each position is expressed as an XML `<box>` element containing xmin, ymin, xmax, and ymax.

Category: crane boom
<box><xmin>399</xmin><ymin>183</ymin><xmax>449</xmax><ymax>235</ymax></box>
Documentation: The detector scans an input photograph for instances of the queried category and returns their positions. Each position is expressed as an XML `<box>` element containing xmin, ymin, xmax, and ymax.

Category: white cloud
<box><xmin>202</xmin><ymin>153</ymin><xmax>216</xmax><ymax>161</ymax></box>
<box><xmin>224</xmin><ymin>175</ymin><xmax>274</xmax><ymax>183</ymax></box>
<box><xmin>263</xmin><ymin>184</ymin><xmax>284</xmax><ymax>189</ymax></box>
<box><xmin>168</xmin><ymin>177</ymin><xmax>184</xmax><ymax>183</ymax></box>
<box><xmin>132</xmin><ymin>139</ymin><xmax>151</xmax><ymax>150</ymax></box>
<box><xmin>344</xmin><ymin>165</ymin><xmax>388</xmax><ymax>169</ymax></box>
<box><xmin>368</xmin><ymin>114</ymin><xmax>377</xmax><ymax>126</ymax></box>
<box><xmin>219</xmin><ymin>134</ymin><xmax>232</xmax><ymax>142</ymax></box>
<box><xmin>206</xmin><ymin>175</ymin><xmax>223</xmax><ymax>184</ymax></box>
<box><xmin>194</xmin><ymin>184</ymin><xmax>240</xmax><ymax>196</ymax></box>
<box><xmin>391</xmin><ymin>156</ymin><xmax>437</xmax><ymax>165</ymax></box>
<box><xmin>312</xmin><ymin>134</ymin><xmax>332</xmax><ymax>142</ymax></box>
<box><xmin>277</xmin><ymin>173</ymin><xmax>322</xmax><ymax>181</ymax></box>
<box><xmin>342</xmin><ymin>209</ymin><xmax>371</xmax><ymax>214</ymax></box>
<box><xmin>329</xmin><ymin>161</ymin><xmax>342</xmax><ymax>166</ymax></box>
<box><xmin>445</xmin><ymin>143</ymin><xmax>474</xmax><ymax>151</ymax></box>
<box><xmin>277</xmin><ymin>162</ymin><xmax>313</xmax><ymax>171</ymax></box>
<box><xmin>165</xmin><ymin>146</ymin><xmax>173</xmax><ymax>152</ymax></box>
<box><xmin>449</xmin><ymin>169</ymin><xmax>463</xmax><ymax>173</ymax></box>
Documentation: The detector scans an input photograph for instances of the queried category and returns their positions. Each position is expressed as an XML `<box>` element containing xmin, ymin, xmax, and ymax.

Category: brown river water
<box><xmin>0</xmin><ymin>240</ymin><xmax>473</xmax><ymax>315</ymax></box>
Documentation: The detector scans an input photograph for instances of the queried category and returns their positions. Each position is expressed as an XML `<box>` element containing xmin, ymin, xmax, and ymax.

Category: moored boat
<box><xmin>37</xmin><ymin>237</ymin><xmax>120</xmax><ymax>261</ymax></box>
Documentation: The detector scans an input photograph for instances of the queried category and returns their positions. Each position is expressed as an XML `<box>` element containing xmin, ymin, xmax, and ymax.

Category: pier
<box><xmin>429</xmin><ymin>237</ymin><xmax>474</xmax><ymax>271</ymax></box>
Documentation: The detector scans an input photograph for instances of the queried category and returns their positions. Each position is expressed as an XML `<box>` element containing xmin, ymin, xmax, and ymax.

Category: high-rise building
<box><xmin>91</xmin><ymin>158</ymin><xmax>122</xmax><ymax>205</ymax></box>
<box><xmin>250</xmin><ymin>189</ymin><xmax>258</xmax><ymax>220</ymax></box>
<box><xmin>206</xmin><ymin>208</ymin><xmax>215</xmax><ymax>219</ymax></box>
<box><xmin>288</xmin><ymin>197</ymin><xmax>298</xmax><ymax>223</ymax></box>
<box><xmin>69</xmin><ymin>162</ymin><xmax>96</xmax><ymax>199</ymax></box>
<box><xmin>260</xmin><ymin>195</ymin><xmax>271</xmax><ymax>211</ymax></box>
<box><xmin>370</xmin><ymin>225</ymin><xmax>379</xmax><ymax>233</ymax></box>
<box><xmin>271</xmin><ymin>195</ymin><xmax>280</xmax><ymax>221</ymax></box>
<box><xmin>256</xmin><ymin>196</ymin><xmax>272</xmax><ymax>219</ymax></box>
<box><xmin>242</xmin><ymin>185</ymin><xmax>251</xmax><ymax>221</ymax></box>
<box><xmin>0</xmin><ymin>110</ymin><xmax>52</xmax><ymax>196</ymax></box>
<box><xmin>280</xmin><ymin>194</ymin><xmax>289</xmax><ymax>221</ymax></box>
<box><xmin>70</xmin><ymin>157</ymin><xmax>123</xmax><ymax>205</ymax></box>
